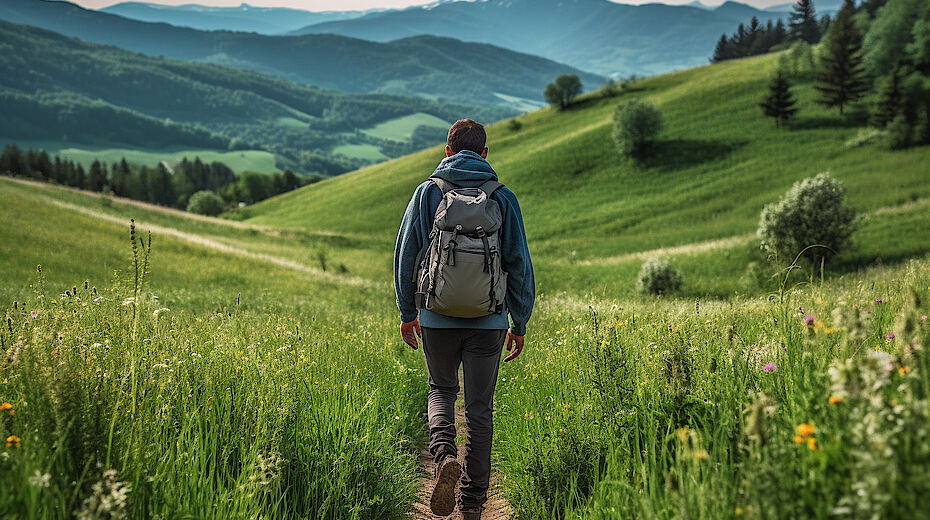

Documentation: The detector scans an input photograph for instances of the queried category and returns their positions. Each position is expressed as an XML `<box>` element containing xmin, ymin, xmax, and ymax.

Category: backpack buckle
<box><xmin>476</xmin><ymin>226</ymin><xmax>486</xmax><ymax>238</ymax></box>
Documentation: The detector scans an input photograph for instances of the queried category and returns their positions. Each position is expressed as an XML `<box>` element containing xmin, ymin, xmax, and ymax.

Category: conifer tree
<box><xmin>790</xmin><ymin>0</ymin><xmax>820</xmax><ymax>43</ymax></box>
<box><xmin>870</xmin><ymin>62</ymin><xmax>906</xmax><ymax>127</ymax></box>
<box><xmin>761</xmin><ymin>68</ymin><xmax>800</xmax><ymax>126</ymax></box>
<box><xmin>713</xmin><ymin>34</ymin><xmax>731</xmax><ymax>62</ymax></box>
<box><xmin>815</xmin><ymin>0</ymin><xmax>867</xmax><ymax>115</ymax></box>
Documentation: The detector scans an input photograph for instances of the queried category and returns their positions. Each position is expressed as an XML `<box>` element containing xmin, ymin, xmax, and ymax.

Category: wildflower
<box><xmin>6</xmin><ymin>435</ymin><xmax>21</xmax><ymax>448</ymax></box>
<box><xmin>0</xmin><ymin>402</ymin><xmax>11</xmax><ymax>411</ymax></box>
<box><xmin>804</xmin><ymin>316</ymin><xmax>815</xmax><ymax>326</ymax></box>
<box><xmin>899</xmin><ymin>366</ymin><xmax>910</xmax><ymax>375</ymax></box>
<box><xmin>676</xmin><ymin>427</ymin><xmax>690</xmax><ymax>442</ymax></box>
<box><xmin>29</xmin><ymin>470</ymin><xmax>51</xmax><ymax>488</ymax></box>
<box><xmin>793</xmin><ymin>435</ymin><xmax>804</xmax><ymax>444</ymax></box>
<box><xmin>121</xmin><ymin>297</ymin><xmax>136</xmax><ymax>306</ymax></box>
<box><xmin>829</xmin><ymin>395</ymin><xmax>843</xmax><ymax>404</ymax></box>
<box><xmin>30</xmin><ymin>311</ymin><xmax>37</xmax><ymax>318</ymax></box>
<box><xmin>736</xmin><ymin>508</ymin><xmax>744</xmax><ymax>516</ymax></box>
<box><xmin>796</xmin><ymin>423</ymin><xmax>815</xmax><ymax>438</ymax></box>
<box><xmin>922</xmin><ymin>316</ymin><xmax>928</xmax><ymax>322</ymax></box>
<box><xmin>807</xmin><ymin>437</ymin><xmax>818</xmax><ymax>450</ymax></box>
<box><xmin>153</xmin><ymin>308</ymin><xmax>170</xmax><ymax>318</ymax></box>
<box><xmin>886</xmin><ymin>333</ymin><xmax>895</xmax><ymax>339</ymax></box>
<box><xmin>876</xmin><ymin>299</ymin><xmax>884</xmax><ymax>304</ymax></box>
<box><xmin>763</xmin><ymin>363</ymin><xmax>777</xmax><ymax>373</ymax></box>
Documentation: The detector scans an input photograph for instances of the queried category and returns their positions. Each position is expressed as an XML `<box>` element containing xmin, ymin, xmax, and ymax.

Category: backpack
<box><xmin>415</xmin><ymin>178</ymin><xmax>507</xmax><ymax>318</ymax></box>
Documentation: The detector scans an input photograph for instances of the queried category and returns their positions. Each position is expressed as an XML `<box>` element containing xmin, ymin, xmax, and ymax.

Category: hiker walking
<box><xmin>394</xmin><ymin>119</ymin><xmax>535</xmax><ymax>519</ymax></box>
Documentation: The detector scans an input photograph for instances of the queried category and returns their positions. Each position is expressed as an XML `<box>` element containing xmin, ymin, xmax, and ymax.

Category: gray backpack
<box><xmin>415</xmin><ymin>178</ymin><xmax>507</xmax><ymax>318</ymax></box>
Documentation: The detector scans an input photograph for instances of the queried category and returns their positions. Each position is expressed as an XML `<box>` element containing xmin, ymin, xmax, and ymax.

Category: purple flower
<box><xmin>804</xmin><ymin>316</ymin><xmax>815</xmax><ymax>325</ymax></box>
<box><xmin>876</xmin><ymin>299</ymin><xmax>884</xmax><ymax>304</ymax></box>
<box><xmin>887</xmin><ymin>333</ymin><xmax>895</xmax><ymax>339</ymax></box>
<box><xmin>764</xmin><ymin>363</ymin><xmax>777</xmax><ymax>373</ymax></box>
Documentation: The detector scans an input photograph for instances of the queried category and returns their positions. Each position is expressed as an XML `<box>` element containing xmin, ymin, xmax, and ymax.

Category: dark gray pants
<box><xmin>421</xmin><ymin>327</ymin><xmax>507</xmax><ymax>509</ymax></box>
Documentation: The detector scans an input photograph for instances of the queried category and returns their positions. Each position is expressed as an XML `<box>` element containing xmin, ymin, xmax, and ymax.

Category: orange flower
<box><xmin>796</xmin><ymin>423</ymin><xmax>816</xmax><ymax>438</ymax></box>
<box><xmin>807</xmin><ymin>437</ymin><xmax>817</xmax><ymax>450</ymax></box>
<box><xmin>829</xmin><ymin>396</ymin><xmax>842</xmax><ymax>404</ymax></box>
<box><xmin>5</xmin><ymin>435</ymin><xmax>21</xmax><ymax>448</ymax></box>
<box><xmin>0</xmin><ymin>402</ymin><xmax>12</xmax><ymax>411</ymax></box>
<box><xmin>793</xmin><ymin>435</ymin><xmax>804</xmax><ymax>444</ymax></box>
<box><xmin>899</xmin><ymin>366</ymin><xmax>911</xmax><ymax>375</ymax></box>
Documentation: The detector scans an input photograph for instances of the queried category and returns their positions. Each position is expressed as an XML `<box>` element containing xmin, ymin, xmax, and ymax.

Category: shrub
<box><xmin>186</xmin><ymin>190</ymin><xmax>225</xmax><ymax>216</ymax></box>
<box><xmin>637</xmin><ymin>258</ymin><xmax>683</xmax><ymax>295</ymax></box>
<box><xmin>887</xmin><ymin>114</ymin><xmax>913</xmax><ymax>150</ymax></box>
<box><xmin>612</xmin><ymin>100</ymin><xmax>663</xmax><ymax>156</ymax></box>
<box><xmin>758</xmin><ymin>172</ymin><xmax>857</xmax><ymax>265</ymax></box>
<box><xmin>507</xmin><ymin>118</ymin><xmax>523</xmax><ymax>131</ymax></box>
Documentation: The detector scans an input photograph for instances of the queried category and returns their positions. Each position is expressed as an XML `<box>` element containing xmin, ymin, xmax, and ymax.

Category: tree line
<box><xmin>0</xmin><ymin>146</ymin><xmax>317</xmax><ymax>214</ymax></box>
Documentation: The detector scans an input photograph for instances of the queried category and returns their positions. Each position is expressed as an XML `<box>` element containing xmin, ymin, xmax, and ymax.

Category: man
<box><xmin>393</xmin><ymin>119</ymin><xmax>535</xmax><ymax>519</ymax></box>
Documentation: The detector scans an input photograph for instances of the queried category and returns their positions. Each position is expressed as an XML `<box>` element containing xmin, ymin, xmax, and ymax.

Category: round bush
<box><xmin>612</xmin><ymin>100</ymin><xmax>663</xmax><ymax>155</ymax></box>
<box><xmin>758</xmin><ymin>172</ymin><xmax>856</xmax><ymax>264</ymax></box>
<box><xmin>638</xmin><ymin>258</ymin><xmax>683</xmax><ymax>295</ymax></box>
<box><xmin>186</xmin><ymin>190</ymin><xmax>225</xmax><ymax>216</ymax></box>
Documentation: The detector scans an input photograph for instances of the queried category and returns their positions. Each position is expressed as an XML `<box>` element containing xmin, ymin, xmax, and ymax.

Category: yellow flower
<box><xmin>0</xmin><ymin>402</ymin><xmax>12</xmax><ymax>411</ymax></box>
<box><xmin>899</xmin><ymin>366</ymin><xmax>911</xmax><ymax>375</ymax></box>
<box><xmin>6</xmin><ymin>435</ymin><xmax>21</xmax><ymax>448</ymax></box>
<box><xmin>807</xmin><ymin>437</ymin><xmax>818</xmax><ymax>451</ymax></box>
<box><xmin>676</xmin><ymin>427</ymin><xmax>690</xmax><ymax>442</ymax></box>
<box><xmin>796</xmin><ymin>423</ymin><xmax>815</xmax><ymax>438</ymax></box>
<box><xmin>793</xmin><ymin>435</ymin><xmax>804</xmax><ymax>444</ymax></box>
<box><xmin>735</xmin><ymin>507</ymin><xmax>744</xmax><ymax>516</ymax></box>
<box><xmin>829</xmin><ymin>396</ymin><xmax>842</xmax><ymax>404</ymax></box>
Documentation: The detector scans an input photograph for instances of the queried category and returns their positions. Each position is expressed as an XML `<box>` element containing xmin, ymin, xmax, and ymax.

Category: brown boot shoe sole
<box><xmin>429</xmin><ymin>458</ymin><xmax>462</xmax><ymax>517</ymax></box>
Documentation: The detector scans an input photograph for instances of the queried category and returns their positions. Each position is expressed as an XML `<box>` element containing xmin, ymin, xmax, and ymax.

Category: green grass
<box><xmin>0</xmin><ymin>139</ymin><xmax>280</xmax><ymax>173</ymax></box>
<box><xmin>360</xmin><ymin>112</ymin><xmax>450</xmax><ymax>142</ymax></box>
<box><xmin>3</xmin><ymin>50</ymin><xmax>930</xmax><ymax>520</ymax></box>
<box><xmin>332</xmin><ymin>143</ymin><xmax>389</xmax><ymax>161</ymax></box>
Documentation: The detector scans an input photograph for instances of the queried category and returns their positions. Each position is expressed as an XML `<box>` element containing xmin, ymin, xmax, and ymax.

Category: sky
<box><xmin>71</xmin><ymin>0</ymin><xmax>789</xmax><ymax>11</ymax></box>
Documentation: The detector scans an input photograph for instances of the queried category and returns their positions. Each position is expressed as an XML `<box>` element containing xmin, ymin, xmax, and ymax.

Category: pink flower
<box><xmin>804</xmin><ymin>316</ymin><xmax>815</xmax><ymax>326</ymax></box>
<box><xmin>30</xmin><ymin>311</ymin><xmax>37</xmax><ymax>318</ymax></box>
<box><xmin>764</xmin><ymin>363</ymin><xmax>777</xmax><ymax>373</ymax></box>
<box><xmin>887</xmin><ymin>333</ymin><xmax>895</xmax><ymax>339</ymax></box>
<box><xmin>921</xmin><ymin>316</ymin><xmax>927</xmax><ymax>322</ymax></box>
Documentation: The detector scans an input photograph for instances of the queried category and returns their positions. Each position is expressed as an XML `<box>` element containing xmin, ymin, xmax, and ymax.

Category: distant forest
<box><xmin>0</xmin><ymin>145</ymin><xmax>316</xmax><ymax>213</ymax></box>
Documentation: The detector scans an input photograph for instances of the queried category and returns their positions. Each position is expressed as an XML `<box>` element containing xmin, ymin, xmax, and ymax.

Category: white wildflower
<box><xmin>121</xmin><ymin>297</ymin><xmax>136</xmax><ymax>306</ymax></box>
<box><xmin>153</xmin><ymin>308</ymin><xmax>170</xmax><ymax>318</ymax></box>
<box><xmin>29</xmin><ymin>470</ymin><xmax>51</xmax><ymax>488</ymax></box>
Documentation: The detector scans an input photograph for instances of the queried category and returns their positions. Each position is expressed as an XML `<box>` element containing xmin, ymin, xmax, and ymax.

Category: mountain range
<box><xmin>100</xmin><ymin>2</ymin><xmax>376</xmax><ymax>34</ymax></box>
<box><xmin>0</xmin><ymin>0</ymin><xmax>604</xmax><ymax>110</ymax></box>
<box><xmin>287</xmin><ymin>0</ymin><xmax>784</xmax><ymax>77</ymax></box>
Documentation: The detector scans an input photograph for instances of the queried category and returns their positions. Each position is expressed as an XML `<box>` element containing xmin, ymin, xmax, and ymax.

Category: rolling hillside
<box><xmin>101</xmin><ymin>2</ymin><xmax>373</xmax><ymax>34</ymax></box>
<box><xmin>0</xmin><ymin>0</ymin><xmax>605</xmax><ymax>109</ymax></box>
<box><xmin>0</xmin><ymin>19</ymin><xmax>510</xmax><ymax>174</ymax></box>
<box><xmin>290</xmin><ymin>0</ymin><xmax>783</xmax><ymax>77</ymax></box>
<box><xmin>244</xmin><ymin>51</ymin><xmax>930</xmax><ymax>297</ymax></box>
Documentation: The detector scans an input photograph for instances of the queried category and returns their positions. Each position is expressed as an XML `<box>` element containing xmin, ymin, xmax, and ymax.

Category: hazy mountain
<box><xmin>100</xmin><ymin>2</ymin><xmax>375</xmax><ymax>34</ymax></box>
<box><xmin>764</xmin><ymin>0</ymin><xmax>842</xmax><ymax>12</ymax></box>
<box><xmin>290</xmin><ymin>0</ymin><xmax>783</xmax><ymax>77</ymax></box>
<box><xmin>0</xmin><ymin>0</ymin><xmax>603</xmax><ymax>109</ymax></box>
<box><xmin>0</xmin><ymin>19</ymin><xmax>512</xmax><ymax>174</ymax></box>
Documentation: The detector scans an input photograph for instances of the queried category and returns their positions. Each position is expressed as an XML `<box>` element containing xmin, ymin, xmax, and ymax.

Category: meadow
<box><xmin>2</xmin><ymin>48</ymin><xmax>930</xmax><ymax>519</ymax></box>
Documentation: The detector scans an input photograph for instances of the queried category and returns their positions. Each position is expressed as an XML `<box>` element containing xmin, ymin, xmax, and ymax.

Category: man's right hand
<box><xmin>503</xmin><ymin>331</ymin><xmax>524</xmax><ymax>362</ymax></box>
<box><xmin>401</xmin><ymin>318</ymin><xmax>421</xmax><ymax>350</ymax></box>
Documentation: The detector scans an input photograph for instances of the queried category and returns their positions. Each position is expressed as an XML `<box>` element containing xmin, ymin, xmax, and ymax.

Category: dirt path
<box><xmin>412</xmin><ymin>392</ymin><xmax>512</xmax><ymax>520</ymax></box>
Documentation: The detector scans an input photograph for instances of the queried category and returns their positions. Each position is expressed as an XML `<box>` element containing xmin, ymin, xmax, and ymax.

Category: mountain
<box><xmin>0</xmin><ymin>0</ymin><xmax>604</xmax><ymax>110</ymax></box>
<box><xmin>764</xmin><ymin>0</ymin><xmax>843</xmax><ymax>12</ymax></box>
<box><xmin>288</xmin><ymin>0</ymin><xmax>783</xmax><ymax>77</ymax></box>
<box><xmin>0</xmin><ymin>19</ymin><xmax>511</xmax><ymax>174</ymax></box>
<box><xmin>100</xmin><ymin>2</ymin><xmax>375</xmax><ymax>34</ymax></box>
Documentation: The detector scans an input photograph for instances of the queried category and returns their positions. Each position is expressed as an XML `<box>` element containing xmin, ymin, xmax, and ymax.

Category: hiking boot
<box><xmin>430</xmin><ymin>455</ymin><xmax>462</xmax><ymax>517</ymax></box>
<box><xmin>461</xmin><ymin>505</ymin><xmax>484</xmax><ymax>520</ymax></box>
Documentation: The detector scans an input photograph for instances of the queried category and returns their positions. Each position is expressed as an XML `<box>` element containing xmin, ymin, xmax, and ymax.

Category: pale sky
<box><xmin>71</xmin><ymin>0</ymin><xmax>786</xmax><ymax>11</ymax></box>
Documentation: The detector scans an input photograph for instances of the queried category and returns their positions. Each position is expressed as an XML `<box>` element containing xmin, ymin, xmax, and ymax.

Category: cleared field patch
<box><xmin>332</xmin><ymin>143</ymin><xmax>389</xmax><ymax>161</ymax></box>
<box><xmin>361</xmin><ymin>113</ymin><xmax>450</xmax><ymax>142</ymax></box>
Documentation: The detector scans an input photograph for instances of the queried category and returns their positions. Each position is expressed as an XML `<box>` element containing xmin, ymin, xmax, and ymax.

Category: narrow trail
<box><xmin>412</xmin><ymin>391</ymin><xmax>512</xmax><ymax>520</ymax></box>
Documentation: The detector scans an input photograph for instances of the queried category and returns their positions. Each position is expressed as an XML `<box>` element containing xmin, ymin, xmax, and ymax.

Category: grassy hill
<box><xmin>290</xmin><ymin>0</ymin><xmax>782</xmax><ymax>77</ymax></box>
<box><xmin>0</xmin><ymin>0</ymin><xmax>604</xmax><ymax>109</ymax></box>
<box><xmin>244</xmin><ymin>51</ymin><xmax>930</xmax><ymax>297</ymax></box>
<box><xmin>0</xmin><ymin>19</ymin><xmax>509</xmax><ymax>174</ymax></box>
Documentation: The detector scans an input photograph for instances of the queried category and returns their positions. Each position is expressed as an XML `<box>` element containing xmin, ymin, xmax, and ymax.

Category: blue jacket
<box><xmin>393</xmin><ymin>150</ymin><xmax>535</xmax><ymax>335</ymax></box>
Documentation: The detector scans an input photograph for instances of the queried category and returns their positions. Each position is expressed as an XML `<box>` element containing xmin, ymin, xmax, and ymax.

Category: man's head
<box><xmin>446</xmin><ymin>119</ymin><xmax>488</xmax><ymax>158</ymax></box>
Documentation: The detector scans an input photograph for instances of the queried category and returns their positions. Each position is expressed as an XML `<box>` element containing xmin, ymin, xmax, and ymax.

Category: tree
<box><xmin>863</xmin><ymin>0</ymin><xmax>923</xmax><ymax>78</ymax></box>
<box><xmin>790</xmin><ymin>0</ymin><xmax>821</xmax><ymax>43</ymax></box>
<box><xmin>612</xmin><ymin>100</ymin><xmax>664</xmax><ymax>156</ymax></box>
<box><xmin>88</xmin><ymin>160</ymin><xmax>108</xmax><ymax>192</ymax></box>
<box><xmin>186</xmin><ymin>190</ymin><xmax>225</xmax><ymax>216</ymax></box>
<box><xmin>544</xmin><ymin>74</ymin><xmax>583</xmax><ymax>110</ymax></box>
<box><xmin>815</xmin><ymin>0</ymin><xmax>867</xmax><ymax>115</ymax></box>
<box><xmin>712</xmin><ymin>34</ymin><xmax>732</xmax><ymax>62</ymax></box>
<box><xmin>758</xmin><ymin>172</ymin><xmax>857</xmax><ymax>265</ymax></box>
<box><xmin>760</xmin><ymin>68</ymin><xmax>800</xmax><ymax>126</ymax></box>
<box><xmin>871</xmin><ymin>61</ymin><xmax>906</xmax><ymax>127</ymax></box>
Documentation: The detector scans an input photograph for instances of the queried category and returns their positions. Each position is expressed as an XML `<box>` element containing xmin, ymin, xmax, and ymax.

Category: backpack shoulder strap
<box><xmin>431</xmin><ymin>178</ymin><xmax>457</xmax><ymax>194</ymax></box>
<box><xmin>478</xmin><ymin>180</ymin><xmax>505</xmax><ymax>196</ymax></box>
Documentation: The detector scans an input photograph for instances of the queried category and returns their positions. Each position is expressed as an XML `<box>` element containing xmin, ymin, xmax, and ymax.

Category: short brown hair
<box><xmin>447</xmin><ymin>119</ymin><xmax>487</xmax><ymax>154</ymax></box>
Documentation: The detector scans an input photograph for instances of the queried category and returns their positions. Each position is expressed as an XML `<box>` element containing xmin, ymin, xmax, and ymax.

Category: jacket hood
<box><xmin>429</xmin><ymin>150</ymin><xmax>498</xmax><ymax>187</ymax></box>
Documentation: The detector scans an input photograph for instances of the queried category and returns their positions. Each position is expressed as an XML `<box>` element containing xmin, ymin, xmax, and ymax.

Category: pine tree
<box><xmin>870</xmin><ymin>61</ymin><xmax>906</xmax><ymax>127</ymax></box>
<box><xmin>713</xmin><ymin>34</ymin><xmax>731</xmax><ymax>62</ymax></box>
<box><xmin>88</xmin><ymin>160</ymin><xmax>107</xmax><ymax>192</ymax></box>
<box><xmin>815</xmin><ymin>0</ymin><xmax>867</xmax><ymax>115</ymax></box>
<box><xmin>761</xmin><ymin>68</ymin><xmax>800</xmax><ymax>126</ymax></box>
<box><xmin>790</xmin><ymin>0</ymin><xmax>820</xmax><ymax>43</ymax></box>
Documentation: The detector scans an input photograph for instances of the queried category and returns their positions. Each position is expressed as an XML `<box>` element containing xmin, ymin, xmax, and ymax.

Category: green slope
<box><xmin>245</xmin><ymin>52</ymin><xmax>930</xmax><ymax>296</ymax></box>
